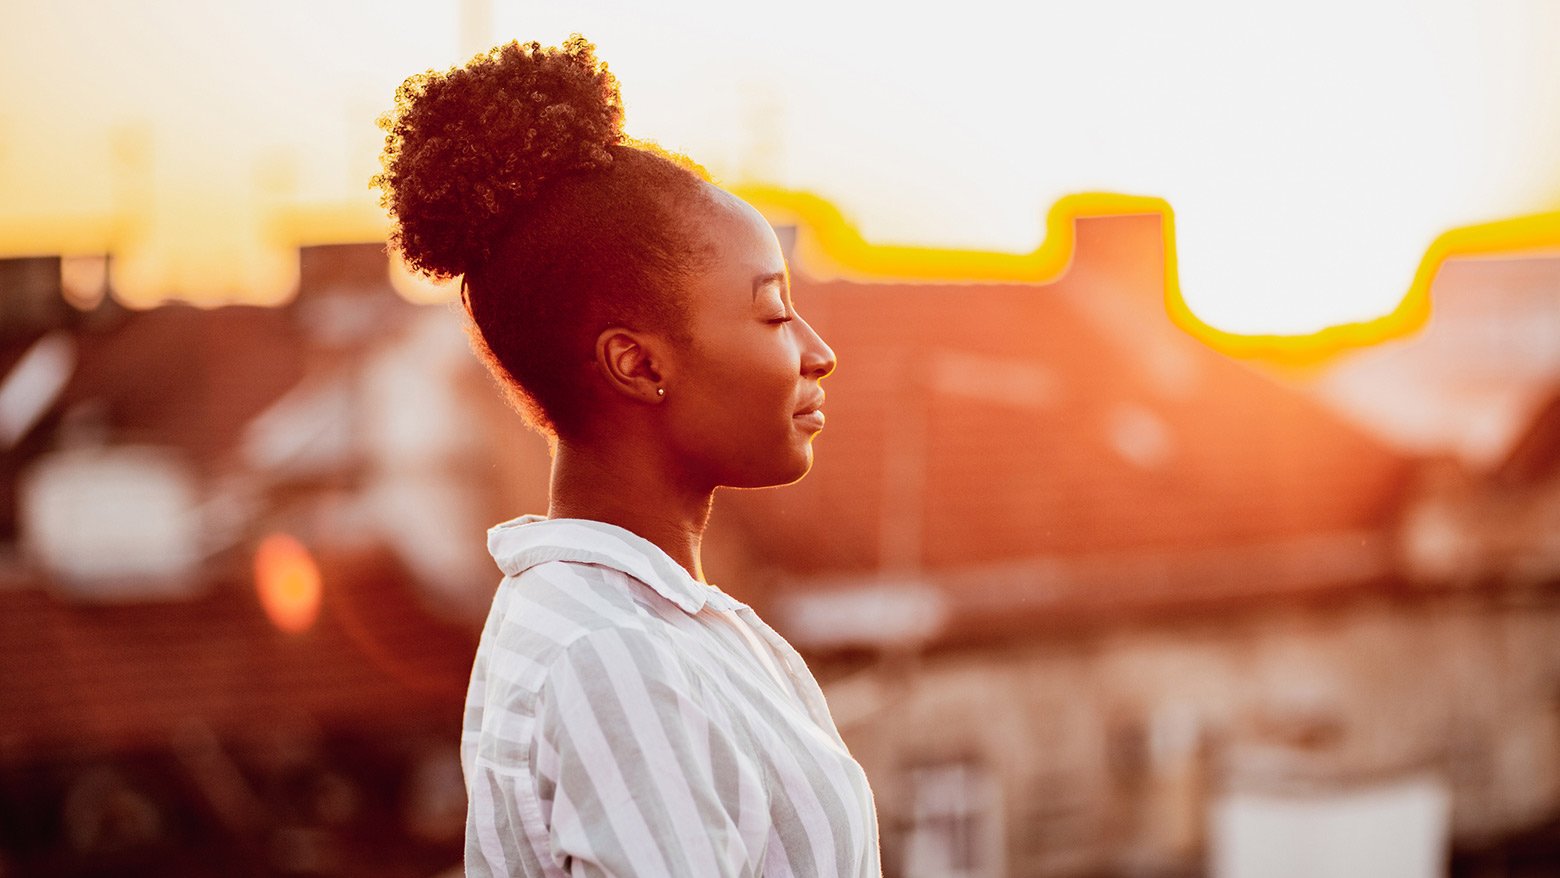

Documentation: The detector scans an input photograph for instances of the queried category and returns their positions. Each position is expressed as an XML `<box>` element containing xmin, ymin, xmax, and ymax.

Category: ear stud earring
<box><xmin>656</xmin><ymin>387</ymin><xmax>665</xmax><ymax>397</ymax></box>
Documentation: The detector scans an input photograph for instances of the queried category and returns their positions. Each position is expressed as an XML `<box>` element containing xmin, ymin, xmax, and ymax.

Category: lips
<box><xmin>793</xmin><ymin>396</ymin><xmax>826</xmax><ymax>431</ymax></box>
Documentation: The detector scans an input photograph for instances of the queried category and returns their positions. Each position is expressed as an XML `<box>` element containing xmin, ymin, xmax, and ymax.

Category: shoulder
<box><xmin>489</xmin><ymin>560</ymin><xmax>691</xmax><ymax>679</ymax></box>
<box><xmin>541</xmin><ymin>621</ymin><xmax>697</xmax><ymax>700</ymax></box>
<box><xmin>512</xmin><ymin>557</ymin><xmax>682</xmax><ymax>627</ymax></box>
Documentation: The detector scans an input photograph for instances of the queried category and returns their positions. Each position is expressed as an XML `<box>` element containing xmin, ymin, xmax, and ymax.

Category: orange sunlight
<box><xmin>4</xmin><ymin>2</ymin><xmax>1560</xmax><ymax>351</ymax></box>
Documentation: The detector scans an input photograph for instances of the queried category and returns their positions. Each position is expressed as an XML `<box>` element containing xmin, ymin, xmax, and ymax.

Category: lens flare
<box><xmin>254</xmin><ymin>532</ymin><xmax>323</xmax><ymax>634</ymax></box>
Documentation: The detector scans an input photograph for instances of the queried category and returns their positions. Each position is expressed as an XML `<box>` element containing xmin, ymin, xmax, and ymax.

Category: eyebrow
<box><xmin>751</xmin><ymin>270</ymin><xmax>789</xmax><ymax>303</ymax></box>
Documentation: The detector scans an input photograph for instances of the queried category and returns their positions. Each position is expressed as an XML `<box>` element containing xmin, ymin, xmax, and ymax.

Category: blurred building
<box><xmin>0</xmin><ymin>246</ymin><xmax>549</xmax><ymax>875</ymax></box>
<box><xmin>1</xmin><ymin>208</ymin><xmax>1557</xmax><ymax>876</ymax></box>
<box><xmin>722</xmin><ymin>214</ymin><xmax>1560</xmax><ymax>877</ymax></box>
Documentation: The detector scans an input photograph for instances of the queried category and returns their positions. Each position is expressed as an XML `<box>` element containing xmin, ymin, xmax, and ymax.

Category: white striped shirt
<box><xmin>461</xmin><ymin>515</ymin><xmax>882</xmax><ymax>877</ymax></box>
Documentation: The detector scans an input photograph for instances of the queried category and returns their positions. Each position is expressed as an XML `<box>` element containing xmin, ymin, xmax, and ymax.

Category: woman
<box><xmin>374</xmin><ymin>35</ymin><xmax>881</xmax><ymax>877</ymax></box>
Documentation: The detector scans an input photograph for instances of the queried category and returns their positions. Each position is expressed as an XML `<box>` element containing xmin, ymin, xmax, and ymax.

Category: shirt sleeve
<box><xmin>533</xmin><ymin>625</ymin><xmax>770</xmax><ymax>878</ymax></box>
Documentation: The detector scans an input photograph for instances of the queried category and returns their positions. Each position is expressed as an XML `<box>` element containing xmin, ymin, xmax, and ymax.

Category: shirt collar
<box><xmin>485</xmin><ymin>514</ymin><xmax>744</xmax><ymax>615</ymax></box>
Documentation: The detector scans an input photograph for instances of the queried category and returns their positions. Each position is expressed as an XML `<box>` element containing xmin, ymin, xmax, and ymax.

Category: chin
<box><xmin>776</xmin><ymin>451</ymin><xmax>815</xmax><ymax>486</ymax></box>
<box><xmin>726</xmin><ymin>445</ymin><xmax>815</xmax><ymax>489</ymax></box>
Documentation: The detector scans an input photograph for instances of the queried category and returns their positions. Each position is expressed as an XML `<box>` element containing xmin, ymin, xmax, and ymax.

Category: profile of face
<box><xmin>642</xmin><ymin>186</ymin><xmax>837</xmax><ymax>490</ymax></box>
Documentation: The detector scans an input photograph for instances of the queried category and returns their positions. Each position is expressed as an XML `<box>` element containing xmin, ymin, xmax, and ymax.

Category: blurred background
<box><xmin>3</xmin><ymin>1</ymin><xmax>1560</xmax><ymax>876</ymax></box>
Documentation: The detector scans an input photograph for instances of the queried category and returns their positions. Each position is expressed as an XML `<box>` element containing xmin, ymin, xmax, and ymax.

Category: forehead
<box><xmin>687</xmin><ymin>188</ymin><xmax>789</xmax><ymax>307</ymax></box>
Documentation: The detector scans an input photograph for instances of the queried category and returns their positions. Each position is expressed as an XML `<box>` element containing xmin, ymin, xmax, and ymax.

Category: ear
<box><xmin>594</xmin><ymin>327</ymin><xmax>669</xmax><ymax>404</ymax></box>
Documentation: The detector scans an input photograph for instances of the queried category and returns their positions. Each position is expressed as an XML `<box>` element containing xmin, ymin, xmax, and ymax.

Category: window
<box><xmin>900</xmin><ymin>758</ymin><xmax>1002</xmax><ymax>878</ymax></box>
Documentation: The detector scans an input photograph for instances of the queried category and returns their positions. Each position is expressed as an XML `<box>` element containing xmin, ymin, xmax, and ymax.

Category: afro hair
<box><xmin>371</xmin><ymin>34</ymin><xmax>625</xmax><ymax>280</ymax></box>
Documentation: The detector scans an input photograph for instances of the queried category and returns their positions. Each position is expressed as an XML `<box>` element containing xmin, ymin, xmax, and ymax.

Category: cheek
<box><xmin>711</xmin><ymin>347</ymin><xmax>794</xmax><ymax>430</ymax></box>
<box><xmin>676</xmin><ymin>336</ymin><xmax>798</xmax><ymax>447</ymax></box>
<box><xmin>697</xmin><ymin>325</ymin><xmax>790</xmax><ymax>393</ymax></box>
<box><xmin>667</xmin><ymin>332</ymin><xmax>817</xmax><ymax>487</ymax></box>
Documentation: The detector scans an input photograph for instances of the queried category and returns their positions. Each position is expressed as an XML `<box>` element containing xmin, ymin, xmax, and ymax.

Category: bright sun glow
<box><xmin>2</xmin><ymin>1</ymin><xmax>1558</xmax><ymax>339</ymax></box>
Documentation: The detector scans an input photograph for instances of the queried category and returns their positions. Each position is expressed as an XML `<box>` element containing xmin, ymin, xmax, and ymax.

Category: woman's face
<box><xmin>663</xmin><ymin>188</ymin><xmax>837</xmax><ymax>489</ymax></box>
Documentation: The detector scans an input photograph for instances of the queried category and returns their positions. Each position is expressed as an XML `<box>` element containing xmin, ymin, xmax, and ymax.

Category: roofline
<box><xmin>774</xmin><ymin>528</ymin><xmax>1398</xmax><ymax>652</ymax></box>
<box><xmin>731</xmin><ymin>186</ymin><xmax>1560</xmax><ymax>368</ymax></box>
<box><xmin>12</xmin><ymin>190</ymin><xmax>1560</xmax><ymax>364</ymax></box>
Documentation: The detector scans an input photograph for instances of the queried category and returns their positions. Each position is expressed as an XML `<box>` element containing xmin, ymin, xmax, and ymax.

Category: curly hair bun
<box><xmin>372</xmin><ymin>34</ymin><xmax>624</xmax><ymax>279</ymax></box>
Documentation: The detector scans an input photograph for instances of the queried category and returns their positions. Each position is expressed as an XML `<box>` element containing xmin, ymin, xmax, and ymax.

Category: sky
<box><xmin>2</xmin><ymin>0</ymin><xmax>1558</xmax><ymax>334</ymax></box>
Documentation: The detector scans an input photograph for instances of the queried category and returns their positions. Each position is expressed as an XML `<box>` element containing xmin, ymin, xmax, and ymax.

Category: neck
<box><xmin>546</xmin><ymin>436</ymin><xmax>715</xmax><ymax>583</ymax></box>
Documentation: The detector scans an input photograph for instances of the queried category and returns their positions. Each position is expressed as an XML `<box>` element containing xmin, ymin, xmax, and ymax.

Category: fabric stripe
<box><xmin>462</xmin><ymin>515</ymin><xmax>881</xmax><ymax>877</ymax></box>
<box><xmin>757</xmin><ymin>708</ymin><xmax>842</xmax><ymax>873</ymax></box>
<box><xmin>593</xmin><ymin>629</ymin><xmax>728</xmax><ymax>873</ymax></box>
<box><xmin>543</xmin><ymin>638</ymin><xmax>675</xmax><ymax>875</ymax></box>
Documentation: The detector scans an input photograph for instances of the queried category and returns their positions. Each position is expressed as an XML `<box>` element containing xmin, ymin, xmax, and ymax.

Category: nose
<box><xmin>799</xmin><ymin>316</ymin><xmax>837</xmax><ymax>381</ymax></box>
